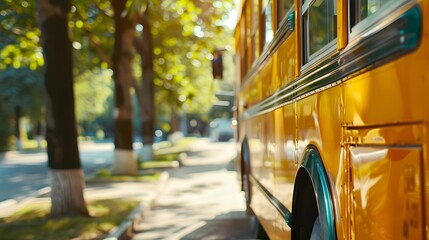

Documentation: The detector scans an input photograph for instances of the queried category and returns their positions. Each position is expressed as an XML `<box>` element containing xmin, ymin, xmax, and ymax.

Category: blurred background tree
<box><xmin>74</xmin><ymin>69</ymin><xmax>114</xmax><ymax>137</ymax></box>
<box><xmin>0</xmin><ymin>0</ymin><xmax>44</xmax><ymax>150</ymax></box>
<box><xmin>149</xmin><ymin>0</ymin><xmax>235</xmax><ymax>134</ymax></box>
<box><xmin>0</xmin><ymin>0</ymin><xmax>235</xmax><ymax>152</ymax></box>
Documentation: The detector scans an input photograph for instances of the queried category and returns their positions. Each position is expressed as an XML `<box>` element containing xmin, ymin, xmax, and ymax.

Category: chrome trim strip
<box><xmin>250</xmin><ymin>175</ymin><xmax>292</xmax><ymax>227</ymax></box>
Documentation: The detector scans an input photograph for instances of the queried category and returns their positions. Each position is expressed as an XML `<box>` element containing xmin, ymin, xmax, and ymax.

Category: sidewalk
<box><xmin>130</xmin><ymin>141</ymin><xmax>259</xmax><ymax>240</ymax></box>
<box><xmin>99</xmin><ymin>171</ymin><xmax>169</xmax><ymax>240</ymax></box>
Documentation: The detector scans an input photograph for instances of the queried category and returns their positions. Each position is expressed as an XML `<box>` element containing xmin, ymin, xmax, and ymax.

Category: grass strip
<box><xmin>91</xmin><ymin>168</ymin><xmax>163</xmax><ymax>182</ymax></box>
<box><xmin>0</xmin><ymin>199</ymin><xmax>138</xmax><ymax>240</ymax></box>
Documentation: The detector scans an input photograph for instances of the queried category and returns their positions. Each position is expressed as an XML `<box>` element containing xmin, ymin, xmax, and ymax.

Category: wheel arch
<box><xmin>240</xmin><ymin>137</ymin><xmax>253</xmax><ymax>209</ymax></box>
<box><xmin>240</xmin><ymin>136</ymin><xmax>251</xmax><ymax>185</ymax></box>
<box><xmin>291</xmin><ymin>145</ymin><xmax>337</xmax><ymax>240</ymax></box>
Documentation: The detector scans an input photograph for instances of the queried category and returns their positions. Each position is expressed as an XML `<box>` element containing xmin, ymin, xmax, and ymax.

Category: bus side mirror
<box><xmin>212</xmin><ymin>51</ymin><xmax>223</xmax><ymax>80</ymax></box>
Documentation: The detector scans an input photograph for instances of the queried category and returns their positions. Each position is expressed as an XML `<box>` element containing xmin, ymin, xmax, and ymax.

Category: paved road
<box><xmin>0</xmin><ymin>141</ymin><xmax>117</xmax><ymax>203</ymax></box>
<box><xmin>131</xmin><ymin>140</ymin><xmax>258</xmax><ymax>240</ymax></box>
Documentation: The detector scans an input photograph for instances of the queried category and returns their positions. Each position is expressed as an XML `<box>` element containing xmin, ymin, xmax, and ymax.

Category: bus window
<box><xmin>278</xmin><ymin>0</ymin><xmax>293</xmax><ymax>26</ymax></box>
<box><xmin>302</xmin><ymin>0</ymin><xmax>337</xmax><ymax>64</ymax></box>
<box><xmin>350</xmin><ymin>0</ymin><xmax>410</xmax><ymax>34</ymax></box>
<box><xmin>252</xmin><ymin>0</ymin><xmax>260</xmax><ymax>63</ymax></box>
<box><xmin>245</xmin><ymin>2</ymin><xmax>252</xmax><ymax>69</ymax></box>
<box><xmin>240</xmin><ymin>16</ymin><xmax>247</xmax><ymax>77</ymax></box>
<box><xmin>261</xmin><ymin>0</ymin><xmax>274</xmax><ymax>50</ymax></box>
<box><xmin>353</xmin><ymin>0</ymin><xmax>395</xmax><ymax>25</ymax></box>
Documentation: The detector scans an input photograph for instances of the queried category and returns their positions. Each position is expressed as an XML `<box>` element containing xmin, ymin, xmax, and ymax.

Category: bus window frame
<box><xmin>261</xmin><ymin>0</ymin><xmax>274</xmax><ymax>51</ymax></box>
<box><xmin>240</xmin><ymin>15</ymin><xmax>247</xmax><ymax>78</ymax></box>
<box><xmin>348</xmin><ymin>0</ymin><xmax>412</xmax><ymax>42</ymax></box>
<box><xmin>301</xmin><ymin>0</ymin><xmax>338</xmax><ymax>72</ymax></box>
<box><xmin>251</xmin><ymin>0</ymin><xmax>260</xmax><ymax>66</ymax></box>
<box><xmin>277</xmin><ymin>0</ymin><xmax>294</xmax><ymax>29</ymax></box>
<box><xmin>278</xmin><ymin>5</ymin><xmax>294</xmax><ymax>34</ymax></box>
<box><xmin>245</xmin><ymin>1</ymin><xmax>252</xmax><ymax>70</ymax></box>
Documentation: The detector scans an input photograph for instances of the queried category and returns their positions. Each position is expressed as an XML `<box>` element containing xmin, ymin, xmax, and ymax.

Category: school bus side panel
<box><xmin>268</xmin><ymin>12</ymin><xmax>300</xmax><ymax>239</ymax></box>
<box><xmin>245</xmin><ymin>113</ymin><xmax>279</xmax><ymax>237</ymax></box>
<box><xmin>275</xmin><ymin>31</ymin><xmax>298</xmax><ymax>89</ymax></box>
<box><xmin>272</xmin><ymin>104</ymin><xmax>295</xmax><ymax>239</ymax></box>
<box><xmin>294</xmin><ymin>86</ymin><xmax>344</xmax><ymax>238</ymax></box>
<box><xmin>343</xmin><ymin>4</ymin><xmax>428</xmax><ymax>235</ymax></box>
<box><xmin>421</xmin><ymin>0</ymin><xmax>429</xmax><ymax>236</ymax></box>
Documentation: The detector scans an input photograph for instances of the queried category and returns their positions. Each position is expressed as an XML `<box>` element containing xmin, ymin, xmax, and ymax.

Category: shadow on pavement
<box><xmin>175</xmin><ymin>158</ymin><xmax>237</xmax><ymax>178</ymax></box>
<box><xmin>180</xmin><ymin>211</ymin><xmax>260</xmax><ymax>240</ymax></box>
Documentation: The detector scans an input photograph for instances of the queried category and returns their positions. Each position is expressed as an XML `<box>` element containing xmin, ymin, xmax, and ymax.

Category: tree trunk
<box><xmin>36</xmin><ymin>0</ymin><xmax>88</xmax><ymax>217</ymax></box>
<box><xmin>170</xmin><ymin>106</ymin><xmax>180</xmax><ymax>133</ymax></box>
<box><xmin>133</xmin><ymin>13</ymin><xmax>155</xmax><ymax>162</ymax></box>
<box><xmin>36</xmin><ymin>121</ymin><xmax>43</xmax><ymax>151</ymax></box>
<box><xmin>112</xmin><ymin>0</ymin><xmax>137</xmax><ymax>175</ymax></box>
<box><xmin>15</xmin><ymin>106</ymin><xmax>22</xmax><ymax>150</ymax></box>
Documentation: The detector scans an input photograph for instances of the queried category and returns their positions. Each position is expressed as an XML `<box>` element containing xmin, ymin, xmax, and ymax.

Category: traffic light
<box><xmin>212</xmin><ymin>50</ymin><xmax>223</xmax><ymax>80</ymax></box>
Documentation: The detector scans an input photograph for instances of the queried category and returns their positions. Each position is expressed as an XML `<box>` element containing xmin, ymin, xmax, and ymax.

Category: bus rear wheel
<box><xmin>241</xmin><ymin>140</ymin><xmax>252</xmax><ymax>214</ymax></box>
<box><xmin>291</xmin><ymin>168</ymin><xmax>320</xmax><ymax>240</ymax></box>
<box><xmin>292</xmin><ymin>147</ymin><xmax>336</xmax><ymax>240</ymax></box>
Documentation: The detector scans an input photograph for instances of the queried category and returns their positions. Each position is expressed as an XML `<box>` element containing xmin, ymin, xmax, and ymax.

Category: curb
<box><xmin>104</xmin><ymin>171</ymin><xmax>170</xmax><ymax>240</ymax></box>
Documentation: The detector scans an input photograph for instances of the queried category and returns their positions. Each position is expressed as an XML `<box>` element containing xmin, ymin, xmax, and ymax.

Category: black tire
<box><xmin>292</xmin><ymin>147</ymin><xmax>336</xmax><ymax>240</ymax></box>
<box><xmin>241</xmin><ymin>139</ymin><xmax>252</xmax><ymax>215</ymax></box>
<box><xmin>291</xmin><ymin>168</ymin><xmax>319</xmax><ymax>240</ymax></box>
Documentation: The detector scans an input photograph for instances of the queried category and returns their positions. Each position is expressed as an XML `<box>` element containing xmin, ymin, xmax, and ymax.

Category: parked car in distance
<box><xmin>209</xmin><ymin>118</ymin><xmax>234</xmax><ymax>142</ymax></box>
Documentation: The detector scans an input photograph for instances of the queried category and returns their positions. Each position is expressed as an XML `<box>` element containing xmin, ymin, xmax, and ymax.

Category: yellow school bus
<box><xmin>234</xmin><ymin>0</ymin><xmax>429</xmax><ymax>239</ymax></box>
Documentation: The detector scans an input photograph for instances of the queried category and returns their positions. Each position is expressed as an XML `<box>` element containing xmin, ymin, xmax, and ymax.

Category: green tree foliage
<box><xmin>0</xmin><ymin>0</ymin><xmax>235</xmax><ymax>149</ymax></box>
<box><xmin>74</xmin><ymin>69</ymin><xmax>114</xmax><ymax>136</ymax></box>
<box><xmin>148</xmin><ymin>0</ymin><xmax>235</xmax><ymax>121</ymax></box>
<box><xmin>0</xmin><ymin>68</ymin><xmax>44</xmax><ymax>149</ymax></box>
<box><xmin>69</xmin><ymin>1</ymin><xmax>116</xmax><ymax>138</ymax></box>
<box><xmin>69</xmin><ymin>0</ymin><xmax>114</xmax><ymax>71</ymax></box>
<box><xmin>0</xmin><ymin>1</ymin><xmax>45</xmax><ymax>149</ymax></box>
<box><xmin>0</xmin><ymin>0</ymin><xmax>44</xmax><ymax>70</ymax></box>
<box><xmin>0</xmin><ymin>0</ymin><xmax>116</xmax><ymax>148</ymax></box>
<box><xmin>0</xmin><ymin>68</ymin><xmax>44</xmax><ymax>120</ymax></box>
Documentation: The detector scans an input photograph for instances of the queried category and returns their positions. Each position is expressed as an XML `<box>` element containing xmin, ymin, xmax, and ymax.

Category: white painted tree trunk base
<box><xmin>140</xmin><ymin>145</ymin><xmax>154</xmax><ymax>162</ymax></box>
<box><xmin>36</xmin><ymin>136</ymin><xmax>43</xmax><ymax>150</ymax></box>
<box><xmin>112</xmin><ymin>149</ymin><xmax>137</xmax><ymax>175</ymax></box>
<box><xmin>15</xmin><ymin>139</ymin><xmax>23</xmax><ymax>150</ymax></box>
<box><xmin>49</xmin><ymin>169</ymin><xmax>88</xmax><ymax>217</ymax></box>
